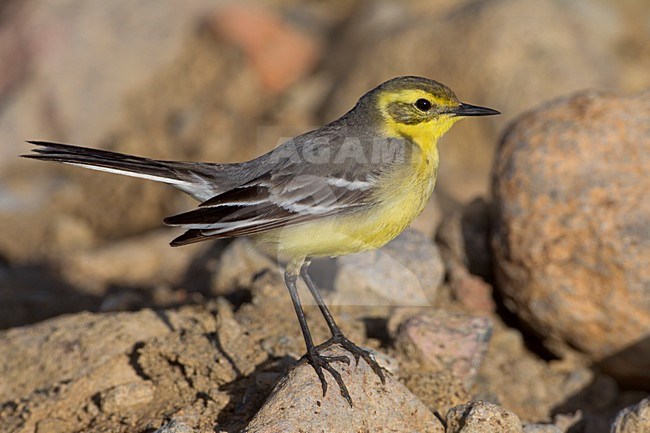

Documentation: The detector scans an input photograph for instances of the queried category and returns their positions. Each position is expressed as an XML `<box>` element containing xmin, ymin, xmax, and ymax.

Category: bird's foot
<box><xmin>304</xmin><ymin>348</ymin><xmax>352</xmax><ymax>405</ymax></box>
<box><xmin>320</xmin><ymin>333</ymin><xmax>386</xmax><ymax>385</ymax></box>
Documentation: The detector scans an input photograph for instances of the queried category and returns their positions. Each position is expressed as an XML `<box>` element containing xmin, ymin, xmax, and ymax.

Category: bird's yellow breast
<box><xmin>255</xmin><ymin>105</ymin><xmax>462</xmax><ymax>259</ymax></box>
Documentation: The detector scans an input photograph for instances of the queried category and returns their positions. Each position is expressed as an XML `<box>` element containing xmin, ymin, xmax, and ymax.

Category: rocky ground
<box><xmin>0</xmin><ymin>0</ymin><xmax>649</xmax><ymax>432</ymax></box>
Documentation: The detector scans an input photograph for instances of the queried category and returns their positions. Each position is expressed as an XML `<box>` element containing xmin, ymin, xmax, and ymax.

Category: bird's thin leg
<box><xmin>284</xmin><ymin>258</ymin><xmax>352</xmax><ymax>405</ymax></box>
<box><xmin>299</xmin><ymin>259</ymin><xmax>344</xmax><ymax>338</ymax></box>
<box><xmin>300</xmin><ymin>260</ymin><xmax>386</xmax><ymax>384</ymax></box>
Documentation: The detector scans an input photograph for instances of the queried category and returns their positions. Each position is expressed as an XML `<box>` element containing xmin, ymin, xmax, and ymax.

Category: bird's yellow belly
<box><xmin>256</xmin><ymin>152</ymin><xmax>438</xmax><ymax>259</ymax></box>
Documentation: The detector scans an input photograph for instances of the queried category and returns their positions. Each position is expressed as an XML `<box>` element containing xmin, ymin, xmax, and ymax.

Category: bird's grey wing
<box><xmin>163</xmin><ymin>160</ymin><xmax>384</xmax><ymax>246</ymax></box>
<box><xmin>164</xmin><ymin>126</ymin><xmax>413</xmax><ymax>246</ymax></box>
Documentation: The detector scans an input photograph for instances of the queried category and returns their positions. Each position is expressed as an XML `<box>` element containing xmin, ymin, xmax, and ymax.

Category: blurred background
<box><xmin>0</xmin><ymin>0</ymin><xmax>649</xmax><ymax>431</ymax></box>
<box><xmin>2</xmin><ymin>0</ymin><xmax>649</xmax><ymax>264</ymax></box>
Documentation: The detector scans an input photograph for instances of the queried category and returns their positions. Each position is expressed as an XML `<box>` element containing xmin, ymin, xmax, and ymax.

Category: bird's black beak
<box><xmin>451</xmin><ymin>103</ymin><xmax>500</xmax><ymax>117</ymax></box>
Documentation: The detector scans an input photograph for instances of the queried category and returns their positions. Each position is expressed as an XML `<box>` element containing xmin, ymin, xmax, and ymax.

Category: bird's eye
<box><xmin>415</xmin><ymin>98</ymin><xmax>432</xmax><ymax>112</ymax></box>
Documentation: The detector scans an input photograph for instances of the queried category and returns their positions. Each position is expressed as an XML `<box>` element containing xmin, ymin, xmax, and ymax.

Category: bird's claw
<box><xmin>320</xmin><ymin>334</ymin><xmax>386</xmax><ymax>384</ymax></box>
<box><xmin>305</xmin><ymin>349</ymin><xmax>353</xmax><ymax>406</ymax></box>
<box><xmin>301</xmin><ymin>336</ymin><xmax>386</xmax><ymax>407</ymax></box>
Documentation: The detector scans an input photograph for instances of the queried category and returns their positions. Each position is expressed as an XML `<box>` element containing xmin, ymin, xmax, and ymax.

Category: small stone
<box><xmin>155</xmin><ymin>419</ymin><xmax>195</xmax><ymax>433</ymax></box>
<box><xmin>395</xmin><ymin>311</ymin><xmax>492</xmax><ymax>389</ymax></box>
<box><xmin>333</xmin><ymin>229</ymin><xmax>444</xmax><ymax>306</ymax></box>
<box><xmin>553</xmin><ymin>411</ymin><xmax>583</xmax><ymax>433</ymax></box>
<box><xmin>447</xmin><ymin>401</ymin><xmax>523</xmax><ymax>433</ymax></box>
<box><xmin>610</xmin><ymin>397</ymin><xmax>650</xmax><ymax>433</ymax></box>
<box><xmin>244</xmin><ymin>344</ymin><xmax>444</xmax><ymax>433</ymax></box>
<box><xmin>100</xmin><ymin>382</ymin><xmax>155</xmax><ymax>413</ymax></box>
<box><xmin>450</xmin><ymin>268</ymin><xmax>495</xmax><ymax>315</ymax></box>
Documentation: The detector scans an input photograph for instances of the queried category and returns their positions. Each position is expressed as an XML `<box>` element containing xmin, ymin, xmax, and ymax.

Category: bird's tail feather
<box><xmin>23</xmin><ymin>141</ymin><xmax>224</xmax><ymax>201</ymax></box>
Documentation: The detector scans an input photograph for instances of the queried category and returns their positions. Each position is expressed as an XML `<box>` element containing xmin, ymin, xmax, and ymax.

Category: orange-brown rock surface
<box><xmin>492</xmin><ymin>90</ymin><xmax>650</xmax><ymax>386</ymax></box>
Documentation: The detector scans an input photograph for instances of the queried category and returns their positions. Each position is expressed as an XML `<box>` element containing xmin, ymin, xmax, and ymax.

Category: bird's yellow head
<box><xmin>366</xmin><ymin>76</ymin><xmax>499</xmax><ymax>151</ymax></box>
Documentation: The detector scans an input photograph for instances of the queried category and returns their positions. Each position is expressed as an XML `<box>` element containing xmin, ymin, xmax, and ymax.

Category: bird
<box><xmin>23</xmin><ymin>76</ymin><xmax>499</xmax><ymax>405</ymax></box>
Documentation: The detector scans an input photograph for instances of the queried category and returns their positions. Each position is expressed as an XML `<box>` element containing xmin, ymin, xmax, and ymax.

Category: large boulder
<box><xmin>491</xmin><ymin>90</ymin><xmax>650</xmax><ymax>386</ymax></box>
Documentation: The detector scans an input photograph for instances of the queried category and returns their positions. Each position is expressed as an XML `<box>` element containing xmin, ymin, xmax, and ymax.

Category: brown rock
<box><xmin>0</xmin><ymin>0</ymin><xmax>221</xmax><ymax>165</ymax></box>
<box><xmin>59</xmin><ymin>229</ymin><xmax>207</xmax><ymax>295</ymax></box>
<box><xmin>491</xmin><ymin>90</ymin><xmax>650</xmax><ymax>385</ymax></box>
<box><xmin>213</xmin><ymin>298</ymin><xmax>268</xmax><ymax>376</ymax></box>
<box><xmin>99</xmin><ymin>382</ymin><xmax>155</xmax><ymax>413</ymax></box>
<box><xmin>0</xmin><ymin>304</ymin><xmax>238</xmax><ymax>433</ymax></box>
<box><xmin>0</xmin><ymin>309</ymin><xmax>170</xmax><ymax>402</ymax></box>
<box><xmin>395</xmin><ymin>311</ymin><xmax>492</xmax><ymax>390</ymax></box>
<box><xmin>447</xmin><ymin>401</ymin><xmax>524</xmax><ymax>433</ymax></box>
<box><xmin>244</xmin><ymin>345</ymin><xmax>445</xmax><ymax>433</ymax></box>
<box><xmin>212</xmin><ymin>237</ymin><xmax>276</xmax><ymax>296</ymax></box>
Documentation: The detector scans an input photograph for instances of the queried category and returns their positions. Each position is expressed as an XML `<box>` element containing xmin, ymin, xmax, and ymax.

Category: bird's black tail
<box><xmin>23</xmin><ymin>141</ymin><xmax>225</xmax><ymax>201</ymax></box>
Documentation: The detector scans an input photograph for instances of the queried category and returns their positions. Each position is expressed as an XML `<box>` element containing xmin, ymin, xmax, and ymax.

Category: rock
<box><xmin>447</xmin><ymin>401</ymin><xmax>523</xmax><ymax>433</ymax></box>
<box><xmin>391</xmin><ymin>310</ymin><xmax>491</xmax><ymax>414</ymax></box>
<box><xmin>448</xmin><ymin>270</ymin><xmax>496</xmax><ymax>315</ymax></box>
<box><xmin>213</xmin><ymin>298</ymin><xmax>268</xmax><ymax>375</ymax></box>
<box><xmin>155</xmin><ymin>420</ymin><xmax>195</xmax><ymax>433</ymax></box>
<box><xmin>0</xmin><ymin>309</ymin><xmax>170</xmax><ymax>402</ymax></box>
<box><xmin>401</xmin><ymin>370</ymin><xmax>470</xmax><ymax>416</ymax></box>
<box><xmin>0</xmin><ymin>304</ymin><xmax>239</xmax><ymax>433</ymax></box>
<box><xmin>333</xmin><ymin>229</ymin><xmax>444</xmax><ymax>306</ymax></box>
<box><xmin>59</xmin><ymin>229</ymin><xmax>207</xmax><ymax>296</ymax></box>
<box><xmin>100</xmin><ymin>382</ymin><xmax>155</xmax><ymax>413</ymax></box>
<box><xmin>323</xmin><ymin>0</ymin><xmax>649</xmax><ymax>201</ymax></box>
<box><xmin>491</xmin><ymin>90</ymin><xmax>650</xmax><ymax>385</ymax></box>
<box><xmin>212</xmin><ymin>238</ymin><xmax>276</xmax><ymax>295</ymax></box>
<box><xmin>395</xmin><ymin>311</ymin><xmax>492</xmax><ymax>390</ymax></box>
<box><xmin>610</xmin><ymin>398</ymin><xmax>650</xmax><ymax>433</ymax></box>
<box><xmin>244</xmin><ymin>344</ymin><xmax>445</xmax><ymax>433</ymax></box>
<box><xmin>209</xmin><ymin>5</ymin><xmax>322</xmax><ymax>94</ymax></box>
